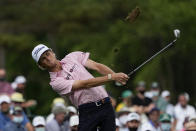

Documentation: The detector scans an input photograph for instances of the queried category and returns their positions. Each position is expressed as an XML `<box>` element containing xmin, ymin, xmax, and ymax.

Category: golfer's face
<box><xmin>39</xmin><ymin>50</ymin><xmax>56</xmax><ymax>68</ymax></box>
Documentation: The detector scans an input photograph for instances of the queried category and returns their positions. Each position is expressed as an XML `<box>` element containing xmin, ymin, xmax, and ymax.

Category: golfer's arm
<box><xmin>72</xmin><ymin>75</ymin><xmax>112</xmax><ymax>91</ymax></box>
<box><xmin>85</xmin><ymin>59</ymin><xmax>115</xmax><ymax>75</ymax></box>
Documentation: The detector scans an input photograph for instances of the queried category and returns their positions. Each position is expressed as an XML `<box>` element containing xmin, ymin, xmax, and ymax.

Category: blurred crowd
<box><xmin>0</xmin><ymin>68</ymin><xmax>196</xmax><ymax>131</ymax></box>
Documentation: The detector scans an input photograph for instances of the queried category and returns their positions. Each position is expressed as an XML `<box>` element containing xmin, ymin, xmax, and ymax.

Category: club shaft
<box><xmin>128</xmin><ymin>39</ymin><xmax>177</xmax><ymax>76</ymax></box>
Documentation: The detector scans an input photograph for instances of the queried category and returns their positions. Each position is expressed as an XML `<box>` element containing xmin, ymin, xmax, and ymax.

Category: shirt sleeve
<box><xmin>69</xmin><ymin>51</ymin><xmax>90</xmax><ymax>66</ymax></box>
<box><xmin>50</xmin><ymin>77</ymin><xmax>74</xmax><ymax>95</ymax></box>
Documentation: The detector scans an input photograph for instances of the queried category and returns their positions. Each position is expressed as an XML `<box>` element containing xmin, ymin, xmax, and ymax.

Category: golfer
<box><xmin>32</xmin><ymin>44</ymin><xmax>129</xmax><ymax>131</ymax></box>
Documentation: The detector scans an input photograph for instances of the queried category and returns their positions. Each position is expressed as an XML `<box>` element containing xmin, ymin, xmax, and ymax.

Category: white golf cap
<box><xmin>33</xmin><ymin>116</ymin><xmax>46</xmax><ymax>127</ymax></box>
<box><xmin>15</xmin><ymin>75</ymin><xmax>26</xmax><ymax>84</ymax></box>
<box><xmin>69</xmin><ymin>115</ymin><xmax>79</xmax><ymax>127</ymax></box>
<box><xmin>32</xmin><ymin>44</ymin><xmax>50</xmax><ymax>63</ymax></box>
<box><xmin>126</xmin><ymin>112</ymin><xmax>140</xmax><ymax>122</ymax></box>
<box><xmin>161</xmin><ymin>90</ymin><xmax>170</xmax><ymax>98</ymax></box>
<box><xmin>67</xmin><ymin>106</ymin><xmax>77</xmax><ymax>114</ymax></box>
<box><xmin>0</xmin><ymin>95</ymin><xmax>11</xmax><ymax>104</ymax></box>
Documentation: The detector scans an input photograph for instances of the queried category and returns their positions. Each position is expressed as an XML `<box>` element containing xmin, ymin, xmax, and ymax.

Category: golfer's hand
<box><xmin>112</xmin><ymin>73</ymin><xmax>129</xmax><ymax>85</ymax></box>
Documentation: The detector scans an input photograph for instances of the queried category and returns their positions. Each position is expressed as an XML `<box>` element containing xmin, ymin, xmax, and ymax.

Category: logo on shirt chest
<box><xmin>69</xmin><ymin>64</ymin><xmax>76</xmax><ymax>73</ymax></box>
<box><xmin>66</xmin><ymin>64</ymin><xmax>77</xmax><ymax>80</ymax></box>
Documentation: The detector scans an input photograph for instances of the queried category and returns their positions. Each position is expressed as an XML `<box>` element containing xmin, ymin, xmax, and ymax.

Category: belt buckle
<box><xmin>95</xmin><ymin>101</ymin><xmax>101</xmax><ymax>106</ymax></box>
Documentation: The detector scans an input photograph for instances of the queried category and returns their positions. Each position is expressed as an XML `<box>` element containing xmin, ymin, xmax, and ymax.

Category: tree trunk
<box><xmin>0</xmin><ymin>46</ymin><xmax>5</xmax><ymax>68</ymax></box>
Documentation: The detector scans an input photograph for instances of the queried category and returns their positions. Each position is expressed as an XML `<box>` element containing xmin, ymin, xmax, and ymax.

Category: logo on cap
<box><xmin>34</xmin><ymin>46</ymin><xmax>45</xmax><ymax>57</ymax></box>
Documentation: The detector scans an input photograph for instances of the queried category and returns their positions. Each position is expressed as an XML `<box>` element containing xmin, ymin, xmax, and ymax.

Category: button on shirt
<box><xmin>49</xmin><ymin>51</ymin><xmax>108</xmax><ymax>107</ymax></box>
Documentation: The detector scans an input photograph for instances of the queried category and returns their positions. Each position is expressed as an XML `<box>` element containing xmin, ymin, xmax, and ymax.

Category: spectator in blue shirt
<box><xmin>10</xmin><ymin>93</ymin><xmax>34</xmax><ymax>131</ymax></box>
<box><xmin>0</xmin><ymin>95</ymin><xmax>12</xmax><ymax>131</ymax></box>
<box><xmin>4</xmin><ymin>106</ymin><xmax>27</xmax><ymax>131</ymax></box>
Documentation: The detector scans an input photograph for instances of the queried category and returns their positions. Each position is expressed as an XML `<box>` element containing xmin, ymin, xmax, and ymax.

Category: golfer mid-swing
<box><xmin>32</xmin><ymin>44</ymin><xmax>129</xmax><ymax>131</ymax></box>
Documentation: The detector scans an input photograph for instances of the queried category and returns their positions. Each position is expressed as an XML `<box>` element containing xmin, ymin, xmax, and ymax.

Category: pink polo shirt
<box><xmin>49</xmin><ymin>51</ymin><xmax>108</xmax><ymax>107</ymax></box>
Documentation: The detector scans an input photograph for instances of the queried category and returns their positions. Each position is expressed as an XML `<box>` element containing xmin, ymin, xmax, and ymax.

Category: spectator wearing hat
<box><xmin>69</xmin><ymin>115</ymin><xmax>79</xmax><ymax>131</ymax></box>
<box><xmin>0</xmin><ymin>68</ymin><xmax>14</xmax><ymax>96</ymax></box>
<box><xmin>12</xmin><ymin>76</ymin><xmax>37</xmax><ymax>110</ymax></box>
<box><xmin>33</xmin><ymin>116</ymin><xmax>46</xmax><ymax>131</ymax></box>
<box><xmin>46</xmin><ymin>97</ymin><xmax>66</xmax><ymax>123</ymax></box>
<box><xmin>0</xmin><ymin>95</ymin><xmax>11</xmax><ymax>130</ymax></box>
<box><xmin>117</xmin><ymin>108</ymin><xmax>130</xmax><ymax>131</ymax></box>
<box><xmin>159</xmin><ymin>113</ymin><xmax>172</xmax><ymax>131</ymax></box>
<box><xmin>4</xmin><ymin>106</ymin><xmax>26</xmax><ymax>131</ymax></box>
<box><xmin>116</xmin><ymin>90</ymin><xmax>133</xmax><ymax>112</ymax></box>
<box><xmin>173</xmin><ymin>93</ymin><xmax>196</xmax><ymax>131</ymax></box>
<box><xmin>46</xmin><ymin>105</ymin><xmax>69</xmax><ymax>131</ymax></box>
<box><xmin>161</xmin><ymin>90</ymin><xmax>174</xmax><ymax>117</ymax></box>
<box><xmin>132</xmin><ymin>81</ymin><xmax>154</xmax><ymax>113</ymax></box>
<box><xmin>140</xmin><ymin>108</ymin><xmax>161</xmax><ymax>131</ymax></box>
<box><xmin>10</xmin><ymin>92</ymin><xmax>34</xmax><ymax>131</ymax></box>
<box><xmin>14</xmin><ymin>75</ymin><xmax>27</xmax><ymax>95</ymax></box>
<box><xmin>126</xmin><ymin>112</ymin><xmax>141</xmax><ymax>131</ymax></box>
<box><xmin>65</xmin><ymin>106</ymin><xmax>77</xmax><ymax>120</ymax></box>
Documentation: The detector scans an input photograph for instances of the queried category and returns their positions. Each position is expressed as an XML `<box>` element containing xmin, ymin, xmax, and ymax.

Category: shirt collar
<box><xmin>49</xmin><ymin>60</ymin><xmax>65</xmax><ymax>79</ymax></box>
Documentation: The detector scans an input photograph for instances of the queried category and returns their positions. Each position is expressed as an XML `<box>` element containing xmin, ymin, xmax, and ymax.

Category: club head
<box><xmin>174</xmin><ymin>29</ymin><xmax>180</xmax><ymax>39</ymax></box>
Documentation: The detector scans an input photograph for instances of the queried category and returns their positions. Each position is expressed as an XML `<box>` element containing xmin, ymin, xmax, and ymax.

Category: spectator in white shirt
<box><xmin>161</xmin><ymin>90</ymin><xmax>174</xmax><ymax>117</ymax></box>
<box><xmin>174</xmin><ymin>93</ymin><xmax>196</xmax><ymax>131</ymax></box>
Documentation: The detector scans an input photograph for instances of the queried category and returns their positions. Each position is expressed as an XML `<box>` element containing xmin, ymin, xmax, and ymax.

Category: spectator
<box><xmin>161</xmin><ymin>90</ymin><xmax>174</xmax><ymax>117</ymax></box>
<box><xmin>65</xmin><ymin>106</ymin><xmax>77</xmax><ymax>121</ymax></box>
<box><xmin>10</xmin><ymin>92</ymin><xmax>34</xmax><ymax>131</ymax></box>
<box><xmin>69</xmin><ymin>115</ymin><xmax>79</xmax><ymax>131</ymax></box>
<box><xmin>126</xmin><ymin>112</ymin><xmax>141</xmax><ymax>131</ymax></box>
<box><xmin>0</xmin><ymin>68</ymin><xmax>14</xmax><ymax>96</ymax></box>
<box><xmin>116</xmin><ymin>118</ymin><xmax>120</xmax><ymax>131</ymax></box>
<box><xmin>185</xmin><ymin>116</ymin><xmax>196</xmax><ymax>131</ymax></box>
<box><xmin>67</xmin><ymin>106</ymin><xmax>77</xmax><ymax>116</ymax></box>
<box><xmin>4</xmin><ymin>106</ymin><xmax>27</xmax><ymax>131</ymax></box>
<box><xmin>140</xmin><ymin>108</ymin><xmax>161</xmax><ymax>131</ymax></box>
<box><xmin>150</xmin><ymin>82</ymin><xmax>167</xmax><ymax>113</ymax></box>
<box><xmin>117</xmin><ymin>108</ymin><xmax>130</xmax><ymax>131</ymax></box>
<box><xmin>14</xmin><ymin>76</ymin><xmax>26</xmax><ymax>94</ymax></box>
<box><xmin>33</xmin><ymin>116</ymin><xmax>46</xmax><ymax>131</ymax></box>
<box><xmin>116</xmin><ymin>90</ymin><xmax>133</xmax><ymax>112</ymax></box>
<box><xmin>46</xmin><ymin>97</ymin><xmax>66</xmax><ymax>123</ymax></box>
<box><xmin>132</xmin><ymin>81</ymin><xmax>154</xmax><ymax>113</ymax></box>
<box><xmin>159</xmin><ymin>113</ymin><xmax>172</xmax><ymax>131</ymax></box>
<box><xmin>174</xmin><ymin>93</ymin><xmax>196</xmax><ymax>131</ymax></box>
<box><xmin>13</xmin><ymin>76</ymin><xmax>37</xmax><ymax>109</ymax></box>
<box><xmin>0</xmin><ymin>95</ymin><xmax>11</xmax><ymax>130</ymax></box>
<box><xmin>46</xmin><ymin>105</ymin><xmax>69</xmax><ymax>131</ymax></box>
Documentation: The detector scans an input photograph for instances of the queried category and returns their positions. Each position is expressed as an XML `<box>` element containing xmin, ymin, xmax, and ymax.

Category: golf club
<box><xmin>127</xmin><ymin>29</ymin><xmax>180</xmax><ymax>76</ymax></box>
